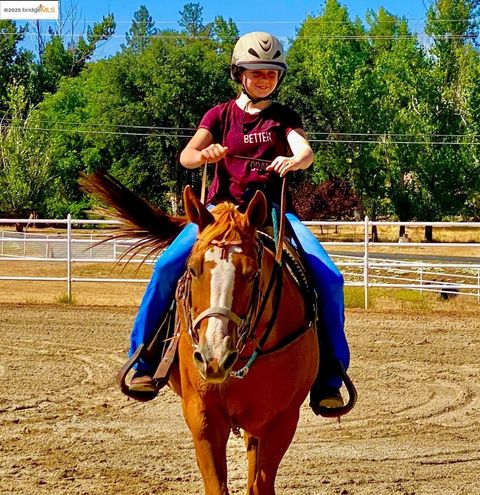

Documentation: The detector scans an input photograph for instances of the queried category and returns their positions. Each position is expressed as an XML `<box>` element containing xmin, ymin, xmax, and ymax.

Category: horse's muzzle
<box><xmin>192</xmin><ymin>344</ymin><xmax>239</xmax><ymax>383</ymax></box>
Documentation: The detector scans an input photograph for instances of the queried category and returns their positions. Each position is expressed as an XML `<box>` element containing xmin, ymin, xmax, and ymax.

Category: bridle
<box><xmin>180</xmin><ymin>238</ymin><xmax>262</xmax><ymax>347</ymax></box>
<box><xmin>177</xmin><ymin>234</ymin><xmax>284</xmax><ymax>378</ymax></box>
<box><xmin>178</xmin><ymin>178</ymin><xmax>289</xmax><ymax>378</ymax></box>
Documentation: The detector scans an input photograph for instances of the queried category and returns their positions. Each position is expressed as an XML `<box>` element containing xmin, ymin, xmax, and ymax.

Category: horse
<box><xmin>81</xmin><ymin>173</ymin><xmax>319</xmax><ymax>495</ymax></box>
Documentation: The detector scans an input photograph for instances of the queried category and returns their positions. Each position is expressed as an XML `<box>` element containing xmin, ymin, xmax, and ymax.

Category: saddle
<box><xmin>116</xmin><ymin>228</ymin><xmax>315</xmax><ymax>402</ymax></box>
<box><xmin>117</xmin><ymin>220</ymin><xmax>357</xmax><ymax>417</ymax></box>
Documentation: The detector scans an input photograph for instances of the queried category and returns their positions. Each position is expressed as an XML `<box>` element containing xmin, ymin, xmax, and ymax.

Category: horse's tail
<box><xmin>79</xmin><ymin>172</ymin><xmax>188</xmax><ymax>262</ymax></box>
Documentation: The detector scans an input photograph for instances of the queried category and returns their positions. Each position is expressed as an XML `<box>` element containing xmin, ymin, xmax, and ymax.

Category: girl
<box><xmin>127</xmin><ymin>32</ymin><xmax>350</xmax><ymax>414</ymax></box>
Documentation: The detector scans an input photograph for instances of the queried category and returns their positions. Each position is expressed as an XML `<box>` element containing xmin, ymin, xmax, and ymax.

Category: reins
<box><xmin>181</xmin><ymin>177</ymin><xmax>289</xmax><ymax>379</ymax></box>
<box><xmin>200</xmin><ymin>159</ymin><xmax>208</xmax><ymax>204</ymax></box>
<box><xmin>228</xmin><ymin>176</ymin><xmax>287</xmax><ymax>378</ymax></box>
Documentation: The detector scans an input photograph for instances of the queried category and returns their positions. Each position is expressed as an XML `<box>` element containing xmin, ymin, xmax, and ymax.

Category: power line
<box><xmin>7</xmin><ymin>17</ymin><xmax>480</xmax><ymax>25</ymax></box>
<box><xmin>309</xmin><ymin>131</ymin><xmax>480</xmax><ymax>138</ymax></box>
<box><xmin>5</xmin><ymin>124</ymin><xmax>480</xmax><ymax>145</ymax></box>
<box><xmin>3</xmin><ymin>117</ymin><xmax>480</xmax><ymax>140</ymax></box>
<box><xmin>309</xmin><ymin>138</ymin><xmax>480</xmax><ymax>145</ymax></box>
<box><xmin>4</xmin><ymin>125</ymin><xmax>192</xmax><ymax>139</ymax></box>
<box><xmin>1</xmin><ymin>32</ymin><xmax>478</xmax><ymax>42</ymax></box>
<box><xmin>0</xmin><ymin>118</ymin><xmax>196</xmax><ymax>132</ymax></box>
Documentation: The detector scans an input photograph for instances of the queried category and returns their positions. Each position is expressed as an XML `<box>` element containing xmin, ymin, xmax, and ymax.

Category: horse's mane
<box><xmin>193</xmin><ymin>203</ymin><xmax>255</xmax><ymax>255</ymax></box>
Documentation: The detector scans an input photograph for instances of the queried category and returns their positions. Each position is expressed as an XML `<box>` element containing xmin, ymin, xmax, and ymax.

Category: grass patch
<box><xmin>344</xmin><ymin>286</ymin><xmax>479</xmax><ymax>312</ymax></box>
<box><xmin>311</xmin><ymin>224</ymin><xmax>480</xmax><ymax>243</ymax></box>
<box><xmin>344</xmin><ymin>287</ymin><xmax>367</xmax><ymax>308</ymax></box>
<box><xmin>57</xmin><ymin>293</ymin><xmax>76</xmax><ymax>304</ymax></box>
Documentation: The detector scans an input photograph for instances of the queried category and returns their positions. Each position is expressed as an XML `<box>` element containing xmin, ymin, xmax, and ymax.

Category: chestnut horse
<box><xmin>81</xmin><ymin>173</ymin><xmax>318</xmax><ymax>495</ymax></box>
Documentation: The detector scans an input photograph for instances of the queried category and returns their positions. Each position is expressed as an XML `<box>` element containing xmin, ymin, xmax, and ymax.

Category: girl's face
<box><xmin>241</xmin><ymin>69</ymin><xmax>279</xmax><ymax>99</ymax></box>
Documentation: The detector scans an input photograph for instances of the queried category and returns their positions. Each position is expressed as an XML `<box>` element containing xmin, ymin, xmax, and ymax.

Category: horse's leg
<box><xmin>249</xmin><ymin>408</ymin><xmax>300</xmax><ymax>495</ymax></box>
<box><xmin>184</xmin><ymin>397</ymin><xmax>231</xmax><ymax>495</ymax></box>
<box><xmin>244</xmin><ymin>432</ymin><xmax>259</xmax><ymax>491</ymax></box>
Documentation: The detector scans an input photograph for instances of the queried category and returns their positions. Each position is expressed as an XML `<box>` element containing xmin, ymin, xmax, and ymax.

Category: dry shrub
<box><xmin>291</xmin><ymin>178</ymin><xmax>359</xmax><ymax>221</ymax></box>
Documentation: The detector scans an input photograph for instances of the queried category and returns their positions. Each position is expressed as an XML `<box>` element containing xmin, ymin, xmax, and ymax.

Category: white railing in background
<box><xmin>0</xmin><ymin>216</ymin><xmax>479</xmax><ymax>307</ymax></box>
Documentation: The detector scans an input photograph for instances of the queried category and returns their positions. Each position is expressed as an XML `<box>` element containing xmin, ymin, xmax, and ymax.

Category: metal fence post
<box><xmin>420</xmin><ymin>261</ymin><xmax>424</xmax><ymax>293</ymax></box>
<box><xmin>364</xmin><ymin>216</ymin><xmax>369</xmax><ymax>309</ymax></box>
<box><xmin>67</xmin><ymin>214</ymin><xmax>72</xmax><ymax>302</ymax></box>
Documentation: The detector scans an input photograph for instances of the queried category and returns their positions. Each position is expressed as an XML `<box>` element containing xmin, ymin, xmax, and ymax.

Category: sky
<box><xmin>24</xmin><ymin>0</ymin><xmax>431</xmax><ymax>58</ymax></box>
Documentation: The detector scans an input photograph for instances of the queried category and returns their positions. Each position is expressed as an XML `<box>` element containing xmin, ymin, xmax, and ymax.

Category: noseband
<box><xmin>177</xmin><ymin>233</ymin><xmax>286</xmax><ymax>379</ymax></box>
<box><xmin>178</xmin><ymin>237</ymin><xmax>274</xmax><ymax>356</ymax></box>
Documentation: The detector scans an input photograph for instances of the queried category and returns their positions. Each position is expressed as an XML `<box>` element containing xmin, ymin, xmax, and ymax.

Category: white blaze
<box><xmin>204</xmin><ymin>246</ymin><xmax>242</xmax><ymax>359</ymax></box>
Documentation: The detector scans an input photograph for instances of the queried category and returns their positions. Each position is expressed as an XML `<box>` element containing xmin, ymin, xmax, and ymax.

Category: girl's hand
<box><xmin>266</xmin><ymin>156</ymin><xmax>301</xmax><ymax>177</ymax></box>
<box><xmin>200</xmin><ymin>144</ymin><xmax>228</xmax><ymax>163</ymax></box>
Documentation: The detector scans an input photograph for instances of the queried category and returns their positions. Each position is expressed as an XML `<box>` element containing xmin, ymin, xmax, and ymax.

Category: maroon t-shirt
<box><xmin>198</xmin><ymin>99</ymin><xmax>303</xmax><ymax>207</ymax></box>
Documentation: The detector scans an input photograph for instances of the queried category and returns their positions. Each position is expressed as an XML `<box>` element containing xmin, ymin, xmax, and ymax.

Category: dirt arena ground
<box><xmin>0</xmin><ymin>303</ymin><xmax>479</xmax><ymax>495</ymax></box>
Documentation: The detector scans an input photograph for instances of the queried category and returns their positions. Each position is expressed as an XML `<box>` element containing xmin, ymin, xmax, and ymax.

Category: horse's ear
<box><xmin>183</xmin><ymin>185</ymin><xmax>214</xmax><ymax>231</ymax></box>
<box><xmin>245</xmin><ymin>190</ymin><xmax>267</xmax><ymax>228</ymax></box>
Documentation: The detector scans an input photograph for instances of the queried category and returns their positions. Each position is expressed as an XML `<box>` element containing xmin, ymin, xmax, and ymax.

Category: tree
<box><xmin>36</xmin><ymin>18</ymin><xmax>237</xmax><ymax>216</ymax></box>
<box><xmin>211</xmin><ymin>16</ymin><xmax>239</xmax><ymax>54</ymax></box>
<box><xmin>418</xmin><ymin>0</ymin><xmax>480</xmax><ymax>238</ymax></box>
<box><xmin>364</xmin><ymin>8</ymin><xmax>435</xmax><ymax>237</ymax></box>
<box><xmin>121</xmin><ymin>5</ymin><xmax>157</xmax><ymax>54</ymax></box>
<box><xmin>281</xmin><ymin>1</ymin><xmax>377</xmax><ymax>219</ymax></box>
<box><xmin>282</xmin><ymin>0</ymin><xmax>479</xmax><ymax>238</ymax></box>
<box><xmin>292</xmin><ymin>179</ymin><xmax>358</xmax><ymax>220</ymax></box>
<box><xmin>36</xmin><ymin>13</ymin><xmax>116</xmax><ymax>95</ymax></box>
<box><xmin>179</xmin><ymin>3</ymin><xmax>210</xmax><ymax>37</ymax></box>
<box><xmin>0</xmin><ymin>85</ymin><xmax>53</xmax><ymax>227</ymax></box>
<box><xmin>460</xmin><ymin>48</ymin><xmax>480</xmax><ymax>220</ymax></box>
<box><xmin>114</xmin><ymin>32</ymin><xmax>235</xmax><ymax>206</ymax></box>
<box><xmin>0</xmin><ymin>21</ymin><xmax>34</xmax><ymax>112</ymax></box>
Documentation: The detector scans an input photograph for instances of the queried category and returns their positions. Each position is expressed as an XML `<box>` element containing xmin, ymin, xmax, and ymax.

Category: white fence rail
<box><xmin>1</xmin><ymin>216</ymin><xmax>479</xmax><ymax>308</ymax></box>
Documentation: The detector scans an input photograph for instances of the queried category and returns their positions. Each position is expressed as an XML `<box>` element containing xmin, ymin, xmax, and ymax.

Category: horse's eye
<box><xmin>188</xmin><ymin>265</ymin><xmax>198</xmax><ymax>278</ymax></box>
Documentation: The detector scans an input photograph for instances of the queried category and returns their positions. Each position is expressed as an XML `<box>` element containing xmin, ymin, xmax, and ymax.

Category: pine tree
<box><xmin>122</xmin><ymin>5</ymin><xmax>157</xmax><ymax>53</ymax></box>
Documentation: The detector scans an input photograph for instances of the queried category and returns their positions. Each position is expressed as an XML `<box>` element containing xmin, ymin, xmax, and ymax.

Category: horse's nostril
<box><xmin>221</xmin><ymin>351</ymin><xmax>238</xmax><ymax>371</ymax></box>
<box><xmin>193</xmin><ymin>350</ymin><xmax>205</xmax><ymax>364</ymax></box>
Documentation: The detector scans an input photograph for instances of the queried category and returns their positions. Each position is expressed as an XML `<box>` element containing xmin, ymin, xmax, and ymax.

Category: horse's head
<box><xmin>181</xmin><ymin>186</ymin><xmax>267</xmax><ymax>383</ymax></box>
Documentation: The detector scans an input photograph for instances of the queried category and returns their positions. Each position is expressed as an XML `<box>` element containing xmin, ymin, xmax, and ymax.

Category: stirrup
<box><xmin>118</xmin><ymin>302</ymin><xmax>179</xmax><ymax>402</ymax></box>
<box><xmin>117</xmin><ymin>345</ymin><xmax>160</xmax><ymax>402</ymax></box>
<box><xmin>310</xmin><ymin>369</ymin><xmax>357</xmax><ymax>418</ymax></box>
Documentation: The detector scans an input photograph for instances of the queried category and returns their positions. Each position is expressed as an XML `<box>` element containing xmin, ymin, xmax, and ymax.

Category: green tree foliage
<box><xmin>0</xmin><ymin>21</ymin><xmax>34</xmax><ymax>112</ymax></box>
<box><xmin>460</xmin><ymin>48</ymin><xmax>480</xmax><ymax>220</ymax></box>
<box><xmin>36</xmin><ymin>18</ymin><xmax>236</xmax><ymax>215</ymax></box>
<box><xmin>37</xmin><ymin>14</ymin><xmax>116</xmax><ymax>95</ymax></box>
<box><xmin>3</xmin><ymin>1</ymin><xmax>479</xmax><ymax>224</ymax></box>
<box><xmin>282</xmin><ymin>0</ymin><xmax>378</xmax><ymax>218</ymax></box>
<box><xmin>0</xmin><ymin>85</ymin><xmax>53</xmax><ymax>224</ymax></box>
<box><xmin>418</xmin><ymin>0</ymin><xmax>480</xmax><ymax>231</ymax></box>
<box><xmin>179</xmin><ymin>3</ymin><xmax>209</xmax><ymax>37</ymax></box>
<box><xmin>211</xmin><ymin>16</ymin><xmax>239</xmax><ymax>54</ymax></box>
<box><xmin>364</xmin><ymin>8</ymin><xmax>434</xmax><ymax>226</ymax></box>
<box><xmin>284</xmin><ymin>0</ymin><xmax>479</xmax><ymax>229</ymax></box>
<box><xmin>121</xmin><ymin>5</ymin><xmax>157</xmax><ymax>54</ymax></box>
